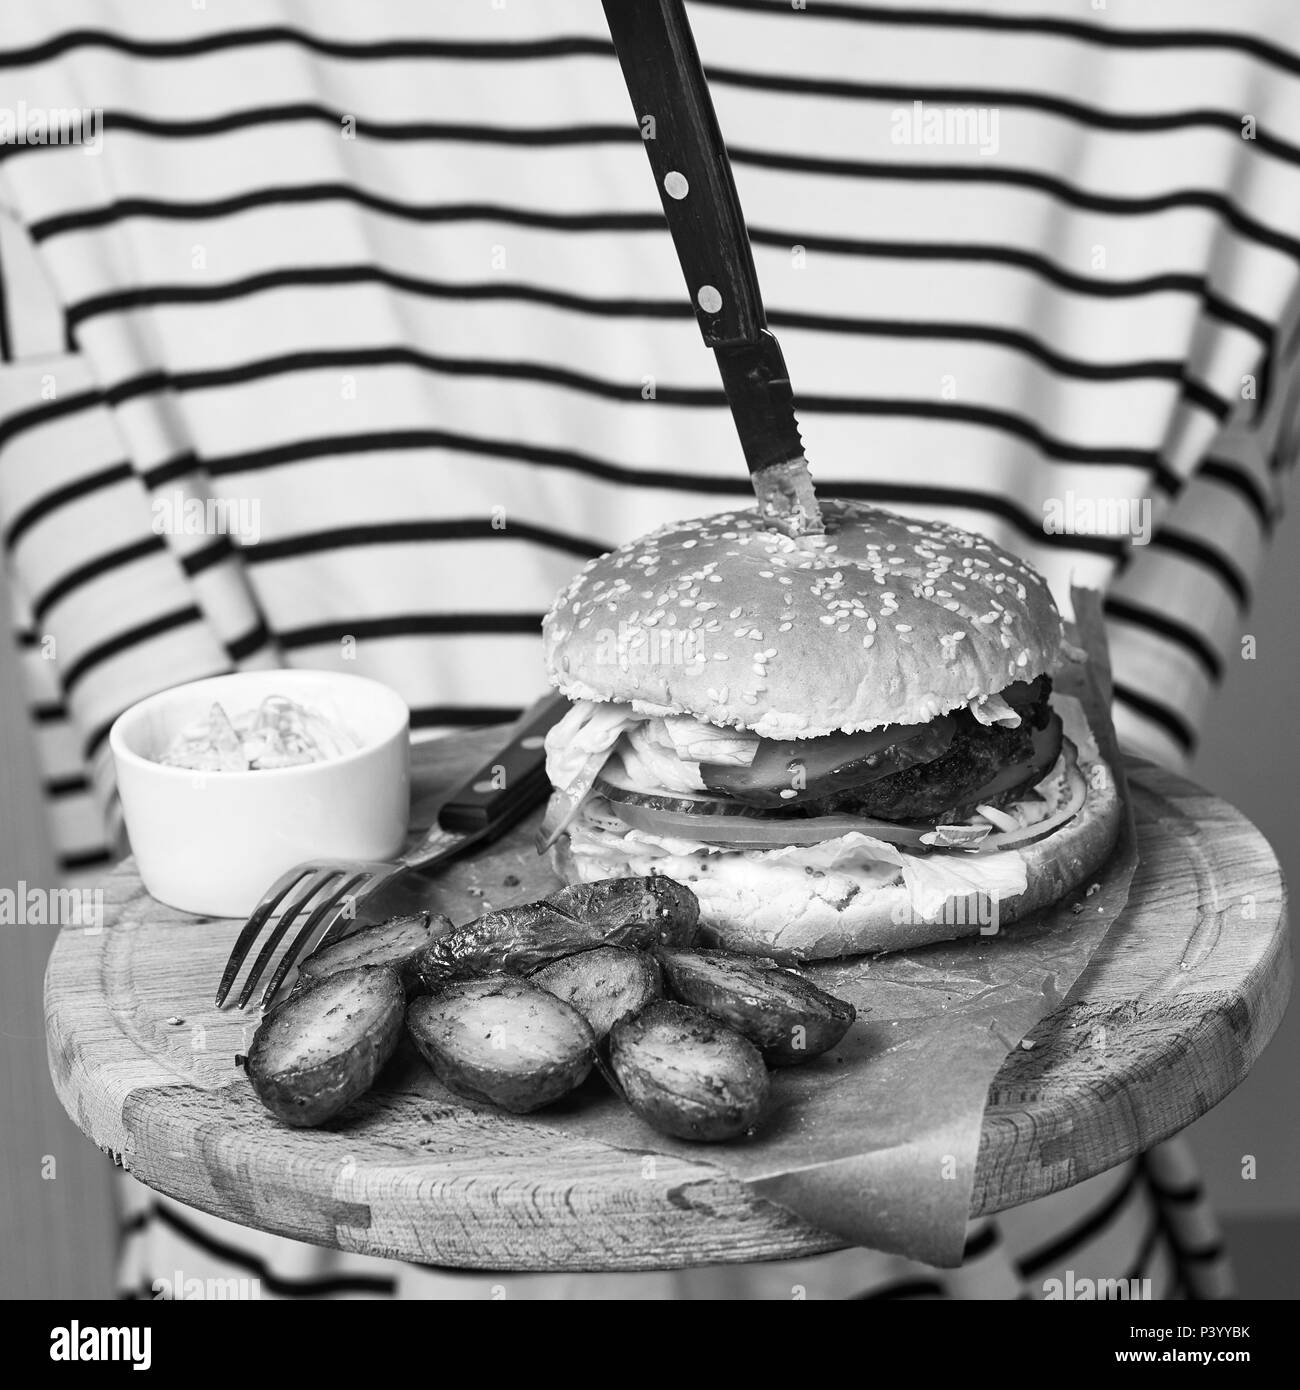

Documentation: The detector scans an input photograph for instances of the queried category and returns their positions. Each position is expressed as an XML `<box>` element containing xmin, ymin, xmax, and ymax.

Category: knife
<box><xmin>601</xmin><ymin>0</ymin><xmax>824</xmax><ymax>536</ymax></box>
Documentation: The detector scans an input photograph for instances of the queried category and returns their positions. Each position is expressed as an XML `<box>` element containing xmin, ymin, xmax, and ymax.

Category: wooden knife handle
<box><xmin>435</xmin><ymin>692</ymin><xmax>567</xmax><ymax>836</ymax></box>
<box><xmin>601</xmin><ymin>0</ymin><xmax>765</xmax><ymax>350</ymax></box>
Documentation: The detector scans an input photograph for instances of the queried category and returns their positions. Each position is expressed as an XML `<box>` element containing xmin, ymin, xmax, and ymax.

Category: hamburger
<box><xmin>538</xmin><ymin>500</ymin><xmax>1122</xmax><ymax>958</ymax></box>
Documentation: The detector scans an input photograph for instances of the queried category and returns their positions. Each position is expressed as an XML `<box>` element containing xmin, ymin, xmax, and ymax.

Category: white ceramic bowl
<box><xmin>110</xmin><ymin>670</ymin><xmax>410</xmax><ymax>917</ymax></box>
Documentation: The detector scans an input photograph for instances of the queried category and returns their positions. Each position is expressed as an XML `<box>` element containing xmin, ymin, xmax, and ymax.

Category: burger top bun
<box><xmin>541</xmin><ymin>500</ymin><xmax>1064</xmax><ymax>739</ymax></box>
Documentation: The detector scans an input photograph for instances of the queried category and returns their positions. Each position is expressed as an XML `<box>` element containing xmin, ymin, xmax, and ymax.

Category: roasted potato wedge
<box><xmin>608</xmin><ymin>1001</ymin><xmax>769</xmax><ymax>1142</ymax></box>
<box><xmin>407</xmin><ymin>876</ymin><xmax>700</xmax><ymax>993</ymax></box>
<box><xmin>659</xmin><ymin>948</ymin><xmax>856</xmax><ymax>1066</ymax></box>
<box><xmin>530</xmin><ymin>946</ymin><xmax>661</xmax><ymax>1041</ymax></box>
<box><xmin>294</xmin><ymin>912</ymin><xmax>447</xmax><ymax>993</ymax></box>
<box><xmin>246</xmin><ymin>965</ymin><xmax>404</xmax><ymax>1127</ymax></box>
<box><xmin>407</xmin><ymin>977</ymin><xmax>595</xmax><ymax>1113</ymax></box>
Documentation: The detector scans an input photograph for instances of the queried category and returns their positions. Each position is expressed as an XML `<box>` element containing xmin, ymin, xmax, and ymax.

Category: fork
<box><xmin>215</xmin><ymin>691</ymin><xmax>566</xmax><ymax>1009</ymax></box>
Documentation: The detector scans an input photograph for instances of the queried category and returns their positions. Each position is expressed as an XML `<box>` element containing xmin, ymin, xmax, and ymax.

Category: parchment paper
<box><xmin>504</xmin><ymin>586</ymin><xmax>1139</xmax><ymax>1266</ymax></box>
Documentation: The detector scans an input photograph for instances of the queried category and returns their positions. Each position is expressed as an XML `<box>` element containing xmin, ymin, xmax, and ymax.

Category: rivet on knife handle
<box><xmin>436</xmin><ymin>692</ymin><xmax>565</xmax><ymax>836</ymax></box>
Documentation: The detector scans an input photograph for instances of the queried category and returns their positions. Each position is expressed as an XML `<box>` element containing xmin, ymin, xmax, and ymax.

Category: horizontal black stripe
<box><xmin>694</xmin><ymin>0</ymin><xmax>1300</xmax><ymax>79</ymax></box>
<box><xmin>277</xmin><ymin>613</ymin><xmax>543</xmax><ymax>650</ymax></box>
<box><xmin>247</xmin><ymin>519</ymin><xmax>606</xmax><ymax>566</ymax></box>
<box><xmin>226</xmin><ymin>621</ymin><xmax>273</xmax><ymax>664</ymax></box>
<box><xmin>410</xmin><ymin>705</ymin><xmax>522</xmax><ymax>730</ymax></box>
<box><xmin>706</xmin><ymin>66</ymin><xmax>1300</xmax><ymax>170</ymax></box>
<box><xmin>8</xmin><ymin>10</ymin><xmax>1300</xmax><ymax>87</ymax></box>
<box><xmin>0</xmin><ymin>388</ymin><xmax>102</xmax><ymax>453</ymax></box>
<box><xmin>58</xmin><ymin>273</ymin><xmax>1233</xmax><ymax>450</ymax></box>
<box><xmin>78</xmin><ymin>108</ymin><xmax>630</xmax><ymax>147</ymax></box>
<box><xmin>962</xmin><ymin>1221</ymin><xmax>1002</xmax><ymax>1261</ymax></box>
<box><xmin>19</xmin><ymin>104</ymin><xmax>1297</xmax><ymax>269</ymax></box>
<box><xmin>0</xmin><ymin>28</ymin><xmax>611</xmax><ymax>68</ymax></box>
<box><xmin>795</xmin><ymin>398</ymin><xmax>1170</xmax><ymax>469</ymax></box>
<box><xmin>44</xmin><ymin>774</ymin><xmax>89</xmax><ymax>798</ymax></box>
<box><xmin>64</xmin><ymin>264</ymin><xmax>684</xmax><ymax>333</ymax></box>
<box><xmin>1017</xmin><ymin>1165</ymin><xmax>1142</xmax><ymax>1277</ymax></box>
<box><xmin>31</xmin><ymin>701</ymin><xmax>67</xmax><ymax>724</ymax></box>
<box><xmin>760</xmin><ymin>232</ymin><xmax>1273</xmax><ymax>344</ymax></box>
<box><xmin>1147</xmin><ymin>528</ymin><xmax>1251</xmax><ymax>608</ymax></box>
<box><xmin>3</xmin><ymin>463</ymin><xmax>136</xmax><ymax>551</ymax></box>
<box><xmin>181</xmin><ymin>537</ymin><xmax>241</xmax><ymax>578</ymax></box>
<box><xmin>731</xmin><ymin>144</ymin><xmax>1300</xmax><ymax>264</ymax></box>
<box><xmin>84</xmin><ymin>717</ymin><xmax>116</xmax><ymax>764</ymax></box>
<box><xmin>852</xmin><ymin>1278</ymin><xmax>949</xmax><ymax>1300</ymax></box>
<box><xmin>1197</xmin><ymin>459</ymin><xmax>1277</xmax><ymax>532</ymax></box>
<box><xmin>57</xmin><ymin>848</ymin><xmax>113</xmax><ymax>872</ymax></box>
<box><xmin>120</xmin><ymin>1211</ymin><xmax>149</xmax><ymax>1238</ymax></box>
<box><xmin>1113</xmin><ymin>681</ymin><xmax>1197</xmax><ymax>756</ymax></box>
<box><xmin>104</xmin><ymin>346</ymin><xmax>718</xmax><ymax>410</ymax></box>
<box><xmin>28</xmin><ymin>187</ymin><xmax>665</xmax><ymax>244</ymax></box>
<box><xmin>97</xmin><ymin>332</ymin><xmax>1226</xmax><ymax>420</ymax></box>
<box><xmin>31</xmin><ymin>536</ymin><xmax>165</xmax><ymax>621</ymax></box>
<box><xmin>150</xmin><ymin>1202</ymin><xmax>397</xmax><ymax>1298</ymax></box>
<box><xmin>61</xmin><ymin>606</ymin><xmax>206</xmax><ymax>694</ymax></box>
<box><xmin>196</xmin><ymin>423</ymin><xmax>1131</xmax><ymax>556</ymax></box>
<box><xmin>1103</xmin><ymin>596</ymin><xmax>1224</xmax><ymax>683</ymax></box>
<box><xmin>1177</xmin><ymin>1239</ymin><xmax>1227</xmax><ymax>1263</ymax></box>
<box><xmin>0</xmin><ymin>391</ymin><xmax>1170</xmax><ymax>556</ymax></box>
<box><xmin>1147</xmin><ymin>1179</ymin><xmax>1206</xmax><ymax>1206</ymax></box>
<box><xmin>27</xmin><ymin>188</ymin><xmax>1273</xmax><ymax>345</ymax></box>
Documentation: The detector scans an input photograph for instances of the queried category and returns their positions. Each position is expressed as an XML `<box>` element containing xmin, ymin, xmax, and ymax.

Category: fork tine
<box><xmin>300</xmin><ymin>864</ymin><xmax>399</xmax><ymax>957</ymax></box>
<box><xmin>235</xmin><ymin>869</ymin><xmax>342</xmax><ymax>1009</ymax></box>
<box><xmin>258</xmin><ymin>871</ymin><xmax>375</xmax><ymax>1008</ymax></box>
<box><xmin>215</xmin><ymin>864</ymin><xmax>319</xmax><ymax>1006</ymax></box>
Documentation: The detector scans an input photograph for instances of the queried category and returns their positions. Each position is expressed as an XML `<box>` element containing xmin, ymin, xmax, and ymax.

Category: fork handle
<box><xmin>433</xmin><ymin>691</ymin><xmax>567</xmax><ymax>836</ymax></box>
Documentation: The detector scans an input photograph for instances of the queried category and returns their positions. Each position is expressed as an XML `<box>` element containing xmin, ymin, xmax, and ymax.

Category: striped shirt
<box><xmin>1</xmin><ymin>0</ymin><xmax>1275</xmax><ymax>1296</ymax></box>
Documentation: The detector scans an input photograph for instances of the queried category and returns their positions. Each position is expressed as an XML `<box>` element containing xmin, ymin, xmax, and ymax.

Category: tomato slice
<box><xmin>606</xmin><ymin>797</ymin><xmax>935</xmax><ymax>849</ymax></box>
<box><xmin>699</xmin><ymin>715</ymin><xmax>955</xmax><ymax>808</ymax></box>
<box><xmin>596</xmin><ymin>763</ymin><xmax>776</xmax><ymax>818</ymax></box>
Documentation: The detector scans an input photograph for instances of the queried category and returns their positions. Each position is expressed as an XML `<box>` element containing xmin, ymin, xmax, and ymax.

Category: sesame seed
<box><xmin>778</xmin><ymin>621</ymin><xmax>793</xmax><ymax>632</ymax></box>
<box><xmin>717</xmin><ymin>685</ymin><xmax>729</xmax><ymax>702</ymax></box>
<box><xmin>713</xmin><ymin>653</ymin><xmax>729</xmax><ymax>661</ymax></box>
<box><xmin>896</xmin><ymin>624</ymin><xmax>912</xmax><ymax>632</ymax></box>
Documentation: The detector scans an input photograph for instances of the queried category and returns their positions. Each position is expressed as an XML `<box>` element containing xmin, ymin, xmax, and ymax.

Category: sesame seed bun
<box><xmin>541</xmin><ymin>500</ymin><xmax>1064</xmax><ymax>739</ymax></box>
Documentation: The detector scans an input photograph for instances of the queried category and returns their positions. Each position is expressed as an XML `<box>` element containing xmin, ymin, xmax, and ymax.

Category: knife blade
<box><xmin>601</xmin><ymin>0</ymin><xmax>824</xmax><ymax>536</ymax></box>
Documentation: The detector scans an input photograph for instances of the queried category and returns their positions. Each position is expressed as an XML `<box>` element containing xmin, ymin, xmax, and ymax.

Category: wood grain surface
<box><xmin>44</xmin><ymin>733</ymin><xmax>1291</xmax><ymax>1271</ymax></box>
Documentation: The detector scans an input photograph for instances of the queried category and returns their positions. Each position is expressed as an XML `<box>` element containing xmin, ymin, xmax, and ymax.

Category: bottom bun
<box><xmin>550</xmin><ymin>734</ymin><xmax>1124</xmax><ymax>960</ymax></box>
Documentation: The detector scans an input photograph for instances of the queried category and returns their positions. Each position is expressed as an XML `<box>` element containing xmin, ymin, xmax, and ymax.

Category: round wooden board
<box><xmin>45</xmin><ymin>733</ymin><xmax>1290</xmax><ymax>1271</ymax></box>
